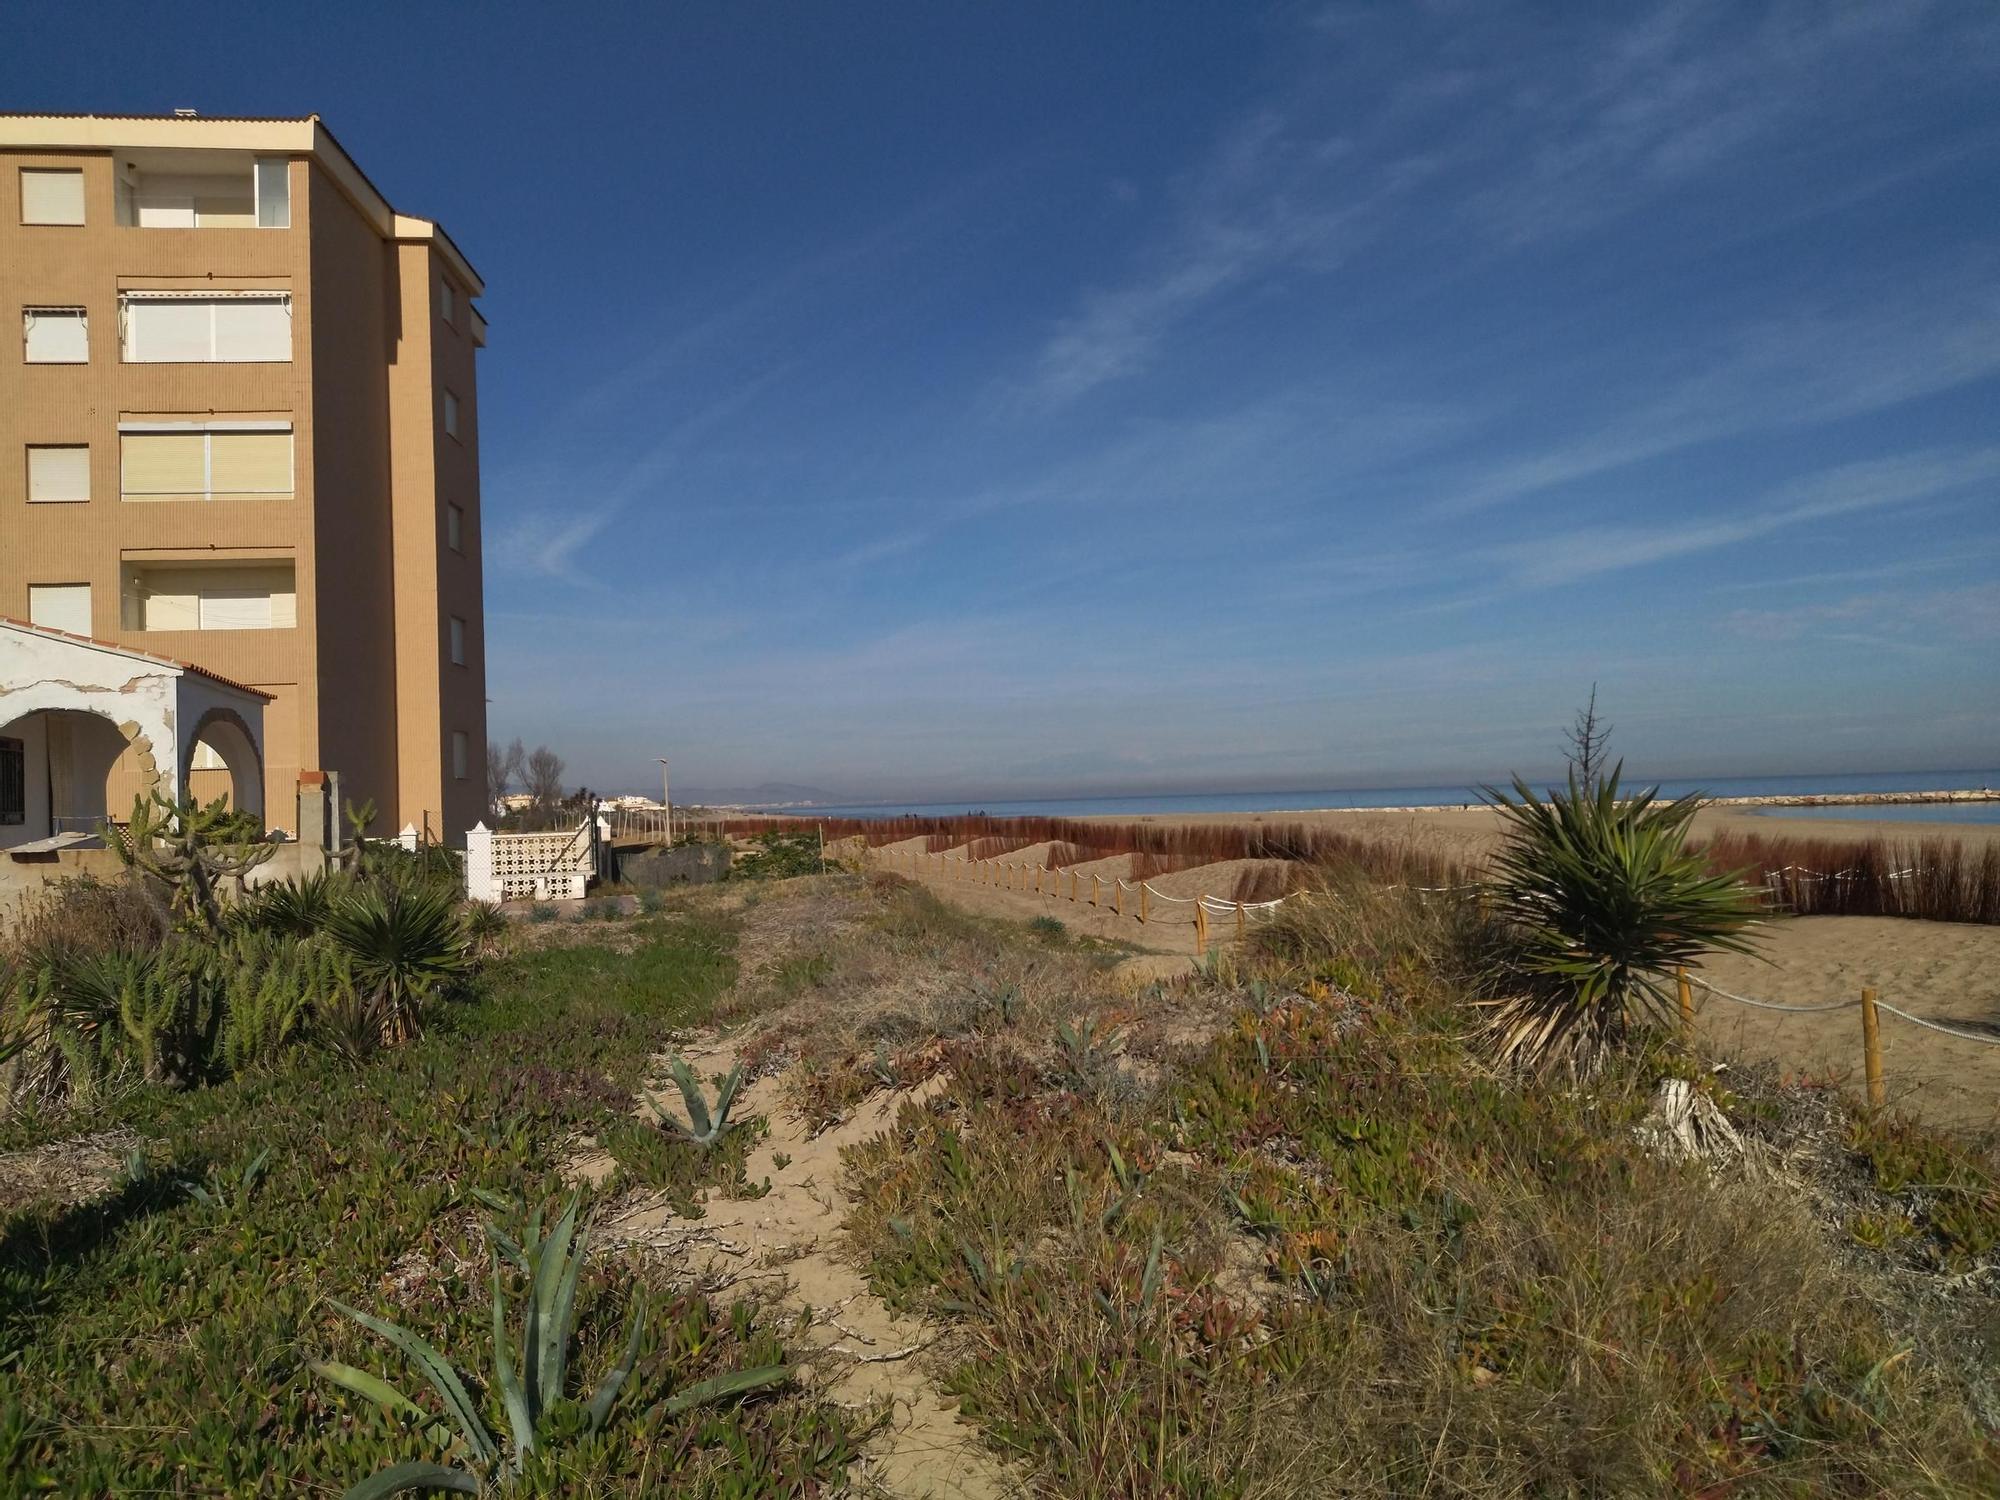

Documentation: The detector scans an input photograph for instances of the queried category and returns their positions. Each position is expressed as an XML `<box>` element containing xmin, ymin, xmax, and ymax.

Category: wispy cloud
<box><xmin>1427</xmin><ymin>276</ymin><xmax>2000</xmax><ymax>516</ymax></box>
<box><xmin>1488</xmin><ymin>448</ymin><xmax>2000</xmax><ymax>589</ymax></box>
<box><xmin>1723</xmin><ymin>582</ymin><xmax>2000</xmax><ymax>647</ymax></box>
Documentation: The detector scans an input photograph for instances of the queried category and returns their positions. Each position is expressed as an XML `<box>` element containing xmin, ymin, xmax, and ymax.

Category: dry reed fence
<box><xmin>686</xmin><ymin>815</ymin><xmax>2000</xmax><ymax>925</ymax></box>
<box><xmin>1700</xmin><ymin>832</ymin><xmax>2000</xmax><ymax>925</ymax></box>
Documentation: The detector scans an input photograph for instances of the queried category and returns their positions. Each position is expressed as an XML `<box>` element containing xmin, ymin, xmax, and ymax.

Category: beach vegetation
<box><xmin>0</xmin><ymin>905</ymin><xmax>866</xmax><ymax>1492</ymax></box>
<box><xmin>1479</xmin><ymin>767</ymin><xmax>1764</xmax><ymax>1072</ymax></box>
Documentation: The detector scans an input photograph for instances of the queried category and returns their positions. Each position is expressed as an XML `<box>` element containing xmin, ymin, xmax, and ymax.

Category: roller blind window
<box><xmin>29</xmin><ymin>584</ymin><xmax>92</xmax><ymax>635</ymax></box>
<box><xmin>121</xmin><ymin>428</ymin><xmax>292</xmax><ymax>501</ymax></box>
<box><xmin>210</xmin><ymin>432</ymin><xmax>292</xmax><ymax>496</ymax></box>
<box><xmin>449</xmin><ymin>616</ymin><xmax>466</xmax><ymax>665</ymax></box>
<box><xmin>121</xmin><ymin>294</ymin><xmax>291</xmax><ymax>363</ymax></box>
<box><xmin>198</xmin><ymin>591</ymin><xmax>273</xmax><ymax>630</ymax></box>
<box><xmin>24</xmin><ymin>308</ymin><xmax>88</xmax><ymax>363</ymax></box>
<box><xmin>27</xmin><ymin>446</ymin><xmax>91</xmax><ymax>503</ymax></box>
<box><xmin>128</xmin><ymin>565</ymin><xmax>294</xmax><ymax>631</ymax></box>
<box><xmin>20</xmin><ymin>168</ymin><xmax>85</xmax><ymax>225</ymax></box>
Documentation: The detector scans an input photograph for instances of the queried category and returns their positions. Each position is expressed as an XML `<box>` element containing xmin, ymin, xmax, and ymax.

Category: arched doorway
<box><xmin>0</xmin><ymin>707</ymin><xmax>146</xmax><ymax>840</ymax></box>
<box><xmin>181</xmin><ymin>708</ymin><xmax>265</xmax><ymax>822</ymax></box>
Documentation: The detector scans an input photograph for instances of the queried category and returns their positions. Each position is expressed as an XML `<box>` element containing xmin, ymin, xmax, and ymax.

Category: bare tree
<box><xmin>486</xmin><ymin>736</ymin><xmax>525</xmax><ymax>816</ymax></box>
<box><xmin>1563</xmin><ymin>684</ymin><xmax>1614</xmax><ymax>792</ymax></box>
<box><xmin>524</xmin><ymin>745</ymin><xmax>566</xmax><ymax>810</ymax></box>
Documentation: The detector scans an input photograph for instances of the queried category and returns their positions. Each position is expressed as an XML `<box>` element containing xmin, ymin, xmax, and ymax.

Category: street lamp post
<box><xmin>656</xmin><ymin>757</ymin><xmax>672</xmax><ymax>846</ymax></box>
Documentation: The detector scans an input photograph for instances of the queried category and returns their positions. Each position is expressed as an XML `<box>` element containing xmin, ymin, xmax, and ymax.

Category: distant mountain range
<box><xmin>673</xmin><ymin>782</ymin><xmax>841</xmax><ymax>808</ymax></box>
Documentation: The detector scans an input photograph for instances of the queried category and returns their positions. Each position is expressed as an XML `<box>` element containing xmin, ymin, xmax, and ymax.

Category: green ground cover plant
<box><xmin>825</xmin><ymin>871</ymin><xmax>2000</xmax><ymax>1496</ymax></box>
<box><xmin>0</xmin><ymin>907</ymin><xmax>865</xmax><ymax>1494</ymax></box>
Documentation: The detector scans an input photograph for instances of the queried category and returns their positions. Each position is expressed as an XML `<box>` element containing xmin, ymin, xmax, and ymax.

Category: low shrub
<box><xmin>0</xmin><ymin>914</ymin><xmax>869</xmax><ymax>1491</ymax></box>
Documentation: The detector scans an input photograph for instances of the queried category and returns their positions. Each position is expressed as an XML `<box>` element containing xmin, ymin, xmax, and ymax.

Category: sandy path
<box><xmin>1692</xmin><ymin>916</ymin><xmax>2000</xmax><ymax>1133</ymax></box>
<box><xmin>602</xmin><ymin>1046</ymin><xmax>1016</xmax><ymax>1498</ymax></box>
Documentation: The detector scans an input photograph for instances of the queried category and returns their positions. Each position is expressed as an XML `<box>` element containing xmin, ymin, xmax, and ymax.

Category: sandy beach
<box><xmin>862</xmin><ymin>803</ymin><xmax>2000</xmax><ymax>1133</ymax></box>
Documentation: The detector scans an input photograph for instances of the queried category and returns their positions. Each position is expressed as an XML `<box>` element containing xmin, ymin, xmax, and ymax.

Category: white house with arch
<box><xmin>0</xmin><ymin>617</ymin><xmax>269</xmax><ymax>850</ymax></box>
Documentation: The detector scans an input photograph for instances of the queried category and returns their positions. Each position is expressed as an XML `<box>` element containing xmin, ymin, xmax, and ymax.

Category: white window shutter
<box><xmin>29</xmin><ymin>584</ymin><xmax>92</xmax><ymax>635</ymax></box>
<box><xmin>124</xmin><ymin>299</ymin><xmax>209</xmax><ymax>362</ymax></box>
<box><xmin>212</xmin><ymin>297</ymin><xmax>290</xmax><ymax>361</ymax></box>
<box><xmin>24</xmin><ymin>308</ymin><xmax>88</xmax><ymax>363</ymax></box>
<box><xmin>198</xmin><ymin>590</ymin><xmax>274</xmax><ymax>630</ymax></box>
<box><xmin>20</xmin><ymin>168</ymin><xmax>86</xmax><ymax>225</ymax></box>
<box><xmin>134</xmin><ymin>191</ymin><xmax>195</xmax><ymax>227</ymax></box>
<box><xmin>27</xmin><ymin>446</ymin><xmax>91</xmax><ymax>503</ymax></box>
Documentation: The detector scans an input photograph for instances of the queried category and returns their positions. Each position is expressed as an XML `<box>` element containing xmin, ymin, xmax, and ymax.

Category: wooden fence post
<box><xmin>1195</xmin><ymin>902</ymin><xmax>1208</xmax><ymax>953</ymax></box>
<box><xmin>1114</xmin><ymin>882</ymin><xmax>1123</xmax><ymax>916</ymax></box>
<box><xmin>1139</xmin><ymin>884</ymin><xmax>1150</xmax><ymax>923</ymax></box>
<box><xmin>1236</xmin><ymin>901</ymin><xmax>1246</xmax><ymax>942</ymax></box>
<box><xmin>1860</xmin><ymin>985</ymin><xmax>1885</xmax><ymax>1110</ymax></box>
<box><xmin>1677</xmin><ymin>966</ymin><xmax>1694</xmax><ymax>1039</ymax></box>
<box><xmin>1091</xmin><ymin>876</ymin><xmax>1100</xmax><ymax>907</ymax></box>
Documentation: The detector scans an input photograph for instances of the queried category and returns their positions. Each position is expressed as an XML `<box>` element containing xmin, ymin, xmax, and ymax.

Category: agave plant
<box><xmin>1480</xmin><ymin>766</ymin><xmax>1762</xmax><ymax>1072</ymax></box>
<box><xmin>323</xmin><ymin>883</ymin><xmax>471</xmax><ymax>1044</ymax></box>
<box><xmin>315</xmin><ymin>1195</ymin><xmax>790</xmax><ymax>1496</ymax></box>
<box><xmin>459</xmin><ymin>900</ymin><xmax>510</xmax><ymax>958</ymax></box>
<box><xmin>650</xmin><ymin>1056</ymin><xmax>748</xmax><ymax>1148</ymax></box>
<box><xmin>239</xmin><ymin>870</ymin><xmax>340</xmax><ymax>937</ymax></box>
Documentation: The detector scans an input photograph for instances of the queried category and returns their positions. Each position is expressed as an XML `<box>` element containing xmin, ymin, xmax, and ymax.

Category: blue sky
<box><xmin>13</xmin><ymin>2</ymin><xmax>2000</xmax><ymax>798</ymax></box>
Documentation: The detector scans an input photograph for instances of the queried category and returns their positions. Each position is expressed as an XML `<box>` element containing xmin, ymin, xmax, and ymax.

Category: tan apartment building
<box><xmin>0</xmin><ymin>112</ymin><xmax>488</xmax><ymax>840</ymax></box>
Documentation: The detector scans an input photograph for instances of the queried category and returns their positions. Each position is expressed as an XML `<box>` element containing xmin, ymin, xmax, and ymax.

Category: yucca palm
<box><xmin>1481</xmin><ymin>765</ymin><xmax>1763</xmax><ymax>1072</ymax></box>
<box><xmin>324</xmin><ymin>883</ymin><xmax>471</xmax><ymax>1044</ymax></box>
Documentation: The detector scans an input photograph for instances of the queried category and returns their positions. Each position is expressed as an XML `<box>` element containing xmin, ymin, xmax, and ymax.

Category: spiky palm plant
<box><xmin>323</xmin><ymin>883</ymin><xmax>471</xmax><ymax>1044</ymax></box>
<box><xmin>240</xmin><ymin>870</ymin><xmax>340</xmax><ymax>937</ymax></box>
<box><xmin>1481</xmin><ymin>766</ymin><xmax>1762</xmax><ymax>1072</ymax></box>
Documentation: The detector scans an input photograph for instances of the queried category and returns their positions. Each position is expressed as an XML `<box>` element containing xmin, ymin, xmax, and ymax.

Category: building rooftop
<box><xmin>0</xmin><ymin>616</ymin><xmax>274</xmax><ymax>700</ymax></box>
<box><xmin>0</xmin><ymin>111</ymin><xmax>484</xmax><ymax>297</ymax></box>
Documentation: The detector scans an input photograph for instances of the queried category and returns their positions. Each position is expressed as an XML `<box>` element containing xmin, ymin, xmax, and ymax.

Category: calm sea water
<box><xmin>777</xmin><ymin>770</ymin><xmax>2000</xmax><ymax>822</ymax></box>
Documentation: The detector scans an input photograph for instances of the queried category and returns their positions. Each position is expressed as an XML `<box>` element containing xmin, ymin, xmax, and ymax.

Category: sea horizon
<box><xmin>690</xmin><ymin>768</ymin><xmax>2000</xmax><ymax>822</ymax></box>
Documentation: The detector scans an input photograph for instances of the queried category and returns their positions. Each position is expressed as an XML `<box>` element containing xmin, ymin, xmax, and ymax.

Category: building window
<box><xmin>452</xmin><ymin>731</ymin><xmax>469</xmax><ymax>781</ymax></box>
<box><xmin>447</xmin><ymin>503</ymin><xmax>464</xmax><ymax>552</ymax></box>
<box><xmin>27</xmin><ymin>445</ymin><xmax>90</xmax><ymax>503</ymax></box>
<box><xmin>449</xmin><ymin>615</ymin><xmax>466</xmax><ymax>666</ymax></box>
<box><xmin>120</xmin><ymin>293</ymin><xmax>291</xmax><ymax>363</ymax></box>
<box><xmin>120</xmin><ymin>423</ymin><xmax>293</xmax><ymax>501</ymax></box>
<box><xmin>0</xmin><ymin>736</ymin><xmax>23</xmax><ymax>825</ymax></box>
<box><xmin>28</xmin><ymin>583</ymin><xmax>92</xmax><ymax>635</ymax></box>
<box><xmin>23</xmin><ymin>307</ymin><xmax>88</xmax><ymax>363</ymax></box>
<box><xmin>443</xmin><ymin>390</ymin><xmax>461</xmax><ymax>439</ymax></box>
<box><xmin>121</xmin><ymin>563</ymin><xmax>296</xmax><ymax>631</ymax></box>
<box><xmin>439</xmin><ymin>279</ymin><xmax>456</xmax><ymax>327</ymax></box>
<box><xmin>20</xmin><ymin>168</ymin><xmax>85</xmax><ymax>226</ymax></box>
<box><xmin>254</xmin><ymin>157</ymin><xmax>290</xmax><ymax>228</ymax></box>
<box><xmin>116</xmin><ymin>158</ymin><xmax>288</xmax><ymax>228</ymax></box>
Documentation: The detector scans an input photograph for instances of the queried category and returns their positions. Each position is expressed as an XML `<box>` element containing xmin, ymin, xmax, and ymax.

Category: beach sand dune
<box><xmin>1694</xmin><ymin>916</ymin><xmax>2000</xmax><ymax>1133</ymax></box>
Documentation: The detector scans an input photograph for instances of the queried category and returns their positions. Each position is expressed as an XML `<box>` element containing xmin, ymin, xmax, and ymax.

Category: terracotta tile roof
<box><xmin>0</xmin><ymin>616</ymin><xmax>274</xmax><ymax>700</ymax></box>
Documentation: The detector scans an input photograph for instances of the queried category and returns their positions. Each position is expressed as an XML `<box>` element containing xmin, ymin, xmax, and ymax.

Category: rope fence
<box><xmin>1677</xmin><ymin>967</ymin><xmax>2000</xmax><ymax>1110</ymax></box>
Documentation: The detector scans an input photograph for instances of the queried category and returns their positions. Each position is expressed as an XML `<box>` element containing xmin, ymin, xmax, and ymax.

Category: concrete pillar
<box><xmin>296</xmin><ymin>771</ymin><xmax>330</xmax><ymax>873</ymax></box>
<box><xmin>465</xmin><ymin>821</ymin><xmax>496</xmax><ymax>901</ymax></box>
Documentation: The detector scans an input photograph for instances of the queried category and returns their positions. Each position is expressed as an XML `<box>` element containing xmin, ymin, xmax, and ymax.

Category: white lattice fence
<box><xmin>465</xmin><ymin>821</ymin><xmax>597</xmax><ymax>901</ymax></box>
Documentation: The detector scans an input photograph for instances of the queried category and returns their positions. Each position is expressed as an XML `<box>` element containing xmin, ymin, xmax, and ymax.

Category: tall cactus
<box><xmin>108</xmin><ymin>790</ymin><xmax>276</xmax><ymax>932</ymax></box>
